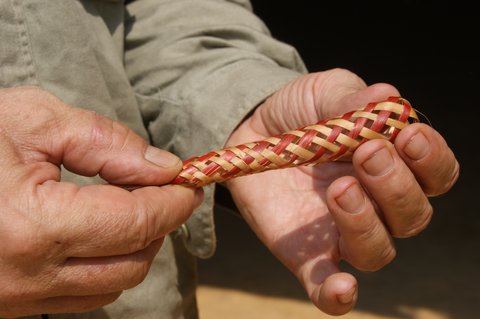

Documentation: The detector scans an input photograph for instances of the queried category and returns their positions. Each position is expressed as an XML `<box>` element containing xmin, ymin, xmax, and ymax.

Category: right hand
<box><xmin>0</xmin><ymin>86</ymin><xmax>202</xmax><ymax>317</ymax></box>
<box><xmin>225</xmin><ymin>70</ymin><xmax>459</xmax><ymax>315</ymax></box>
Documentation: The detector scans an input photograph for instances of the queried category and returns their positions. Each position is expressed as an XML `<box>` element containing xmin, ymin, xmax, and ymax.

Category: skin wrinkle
<box><xmin>340</xmin><ymin>222</ymin><xmax>396</xmax><ymax>272</ymax></box>
<box><xmin>427</xmin><ymin>155</ymin><xmax>456</xmax><ymax>194</ymax></box>
<box><xmin>65</xmin><ymin>250</ymin><xmax>143</xmax><ymax>293</ymax></box>
<box><xmin>296</xmin><ymin>75</ymin><xmax>314</xmax><ymax>125</ymax></box>
<box><xmin>17</xmin><ymin>89</ymin><xmax>66</xmax><ymax>164</ymax></box>
<box><xmin>266</xmin><ymin>91</ymin><xmax>287</xmax><ymax>134</ymax></box>
<box><xmin>307</xmin><ymin>74</ymin><xmax>322</xmax><ymax>109</ymax></box>
<box><xmin>115</xmin><ymin>192</ymin><xmax>145</xmax><ymax>253</ymax></box>
<box><xmin>133</xmin><ymin>193</ymin><xmax>154</xmax><ymax>253</ymax></box>
<box><xmin>36</xmin><ymin>108</ymin><xmax>66</xmax><ymax>165</ymax></box>
<box><xmin>379</xmin><ymin>172</ymin><xmax>415</xmax><ymax>203</ymax></box>
<box><xmin>349</xmin><ymin>244</ymin><xmax>396</xmax><ymax>273</ymax></box>
<box><xmin>333</xmin><ymin>185</ymin><xmax>392</xmax><ymax>267</ymax></box>
<box><xmin>257</xmin><ymin>69</ymin><xmax>371</xmax><ymax>135</ymax></box>
<box><xmin>442</xmin><ymin>161</ymin><xmax>460</xmax><ymax>194</ymax></box>
<box><xmin>395</xmin><ymin>202</ymin><xmax>433</xmax><ymax>238</ymax></box>
<box><xmin>365</xmin><ymin>166</ymin><xmax>433</xmax><ymax>238</ymax></box>
<box><xmin>314</xmin><ymin>70</ymin><xmax>362</xmax><ymax>119</ymax></box>
<box><xmin>105</xmin><ymin>122</ymin><xmax>139</xmax><ymax>181</ymax></box>
<box><xmin>85</xmin><ymin>112</ymin><xmax>116</xmax><ymax>171</ymax></box>
<box><xmin>88</xmin><ymin>111</ymin><xmax>111</xmax><ymax>145</ymax></box>
<box><xmin>117</xmin><ymin>121</ymin><xmax>135</xmax><ymax>153</ymax></box>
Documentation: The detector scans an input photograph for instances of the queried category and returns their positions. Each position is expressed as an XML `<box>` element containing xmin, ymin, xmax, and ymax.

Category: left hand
<box><xmin>225</xmin><ymin>69</ymin><xmax>459</xmax><ymax>316</ymax></box>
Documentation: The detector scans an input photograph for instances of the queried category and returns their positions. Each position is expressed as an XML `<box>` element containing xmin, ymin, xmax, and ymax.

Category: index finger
<box><xmin>394</xmin><ymin>123</ymin><xmax>460</xmax><ymax>196</ymax></box>
<box><xmin>37</xmin><ymin>181</ymin><xmax>200</xmax><ymax>258</ymax></box>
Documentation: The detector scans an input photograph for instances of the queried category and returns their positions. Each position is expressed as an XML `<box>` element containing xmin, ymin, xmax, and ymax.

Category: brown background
<box><xmin>197</xmin><ymin>2</ymin><xmax>479</xmax><ymax>318</ymax></box>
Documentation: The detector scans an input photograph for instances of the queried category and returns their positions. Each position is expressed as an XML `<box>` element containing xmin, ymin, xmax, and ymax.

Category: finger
<box><xmin>37</xmin><ymin>181</ymin><xmax>201</xmax><ymax>257</ymax></box>
<box><xmin>58</xmin><ymin>108</ymin><xmax>182</xmax><ymax>185</ymax></box>
<box><xmin>1</xmin><ymin>292</ymin><xmax>122</xmax><ymax>317</ymax></box>
<box><xmin>49</xmin><ymin>238</ymin><xmax>164</xmax><ymax>297</ymax></box>
<box><xmin>353</xmin><ymin>139</ymin><xmax>433</xmax><ymax>238</ymax></box>
<box><xmin>394</xmin><ymin>123</ymin><xmax>460</xmax><ymax>196</ymax></box>
<box><xmin>315</xmin><ymin>273</ymin><xmax>358</xmax><ymax>316</ymax></box>
<box><xmin>327</xmin><ymin>176</ymin><xmax>396</xmax><ymax>271</ymax></box>
<box><xmin>298</xmin><ymin>257</ymin><xmax>358</xmax><ymax>316</ymax></box>
<box><xmin>7</xmin><ymin>88</ymin><xmax>182</xmax><ymax>185</ymax></box>
<box><xmin>2</xmin><ymin>87</ymin><xmax>182</xmax><ymax>186</ymax></box>
<box><xmin>322</xmin><ymin>80</ymin><xmax>400</xmax><ymax>119</ymax></box>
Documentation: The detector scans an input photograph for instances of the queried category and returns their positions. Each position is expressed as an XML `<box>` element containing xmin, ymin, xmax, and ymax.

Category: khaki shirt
<box><xmin>0</xmin><ymin>0</ymin><xmax>306</xmax><ymax>318</ymax></box>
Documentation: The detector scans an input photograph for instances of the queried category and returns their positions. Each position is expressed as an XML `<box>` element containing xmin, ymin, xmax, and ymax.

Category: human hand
<box><xmin>225</xmin><ymin>69</ymin><xmax>459</xmax><ymax>315</ymax></box>
<box><xmin>0</xmin><ymin>87</ymin><xmax>202</xmax><ymax>317</ymax></box>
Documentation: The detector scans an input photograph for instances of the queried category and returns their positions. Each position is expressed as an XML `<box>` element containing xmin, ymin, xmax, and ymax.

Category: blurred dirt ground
<box><xmin>196</xmin><ymin>2</ymin><xmax>479</xmax><ymax>319</ymax></box>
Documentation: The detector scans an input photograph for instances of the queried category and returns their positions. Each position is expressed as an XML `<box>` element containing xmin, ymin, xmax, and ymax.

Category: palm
<box><xmin>227</xmin><ymin>161</ymin><xmax>354</xmax><ymax>278</ymax></box>
<box><xmin>225</xmin><ymin>70</ymin><xmax>394</xmax><ymax>274</ymax></box>
<box><xmin>225</xmin><ymin>70</ymin><xmax>403</xmax><ymax>312</ymax></box>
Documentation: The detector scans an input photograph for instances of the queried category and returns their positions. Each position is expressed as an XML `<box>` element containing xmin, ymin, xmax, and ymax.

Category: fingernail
<box><xmin>145</xmin><ymin>146</ymin><xmax>181</xmax><ymax>168</ymax></box>
<box><xmin>335</xmin><ymin>183</ymin><xmax>365</xmax><ymax>214</ymax></box>
<box><xmin>362</xmin><ymin>147</ymin><xmax>394</xmax><ymax>176</ymax></box>
<box><xmin>403</xmin><ymin>132</ymin><xmax>430</xmax><ymax>160</ymax></box>
<box><xmin>337</xmin><ymin>287</ymin><xmax>356</xmax><ymax>304</ymax></box>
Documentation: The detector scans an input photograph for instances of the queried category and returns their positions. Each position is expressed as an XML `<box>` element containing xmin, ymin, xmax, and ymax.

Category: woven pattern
<box><xmin>173</xmin><ymin>97</ymin><xmax>419</xmax><ymax>187</ymax></box>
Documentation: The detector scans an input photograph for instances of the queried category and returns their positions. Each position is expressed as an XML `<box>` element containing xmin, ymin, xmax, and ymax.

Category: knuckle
<box><xmin>143</xmin><ymin>187</ymin><xmax>194</xmax><ymax>236</ymax></box>
<box><xmin>325</xmin><ymin>68</ymin><xmax>362</xmax><ymax>83</ymax></box>
<box><xmin>129</xmin><ymin>194</ymin><xmax>169</xmax><ymax>252</ymax></box>
<box><xmin>130</xmin><ymin>207</ymin><xmax>153</xmax><ymax>252</ymax></box>
<box><xmin>84</xmin><ymin>111</ymin><xmax>116</xmax><ymax>152</ymax></box>
<box><xmin>427</xmin><ymin>160</ymin><xmax>460</xmax><ymax>196</ymax></box>
<box><xmin>83</xmin><ymin>111</ymin><xmax>134</xmax><ymax>158</ymax></box>
<box><xmin>125</xmin><ymin>258</ymin><xmax>152</xmax><ymax>289</ymax></box>
<box><xmin>384</xmin><ymin>178</ymin><xmax>414</xmax><ymax>205</ymax></box>
<box><xmin>342</xmin><ymin>220</ymin><xmax>397</xmax><ymax>272</ymax></box>
<box><xmin>394</xmin><ymin>202</ymin><xmax>433</xmax><ymax>238</ymax></box>
<box><xmin>311</xmin><ymin>68</ymin><xmax>367</xmax><ymax>114</ymax></box>
<box><xmin>362</xmin><ymin>246</ymin><xmax>396</xmax><ymax>272</ymax></box>
<box><xmin>325</xmin><ymin>68</ymin><xmax>366</xmax><ymax>92</ymax></box>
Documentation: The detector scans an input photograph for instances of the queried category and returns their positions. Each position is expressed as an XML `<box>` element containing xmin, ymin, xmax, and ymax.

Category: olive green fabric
<box><xmin>0</xmin><ymin>0</ymin><xmax>306</xmax><ymax>317</ymax></box>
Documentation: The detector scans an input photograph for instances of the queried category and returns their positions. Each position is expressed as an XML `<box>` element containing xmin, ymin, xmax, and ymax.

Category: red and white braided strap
<box><xmin>173</xmin><ymin>96</ymin><xmax>419</xmax><ymax>187</ymax></box>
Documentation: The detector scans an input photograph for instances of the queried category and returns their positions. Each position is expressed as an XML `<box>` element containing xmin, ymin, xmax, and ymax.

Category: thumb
<box><xmin>2</xmin><ymin>86</ymin><xmax>180</xmax><ymax>185</ymax></box>
<box><xmin>310</xmin><ymin>68</ymin><xmax>400</xmax><ymax>120</ymax></box>
<box><xmin>313</xmin><ymin>272</ymin><xmax>358</xmax><ymax>315</ymax></box>
<box><xmin>253</xmin><ymin>69</ymin><xmax>399</xmax><ymax>136</ymax></box>
<box><xmin>59</xmin><ymin>109</ymin><xmax>182</xmax><ymax>185</ymax></box>
<box><xmin>298</xmin><ymin>258</ymin><xmax>358</xmax><ymax>316</ymax></box>
<box><xmin>329</xmin><ymin>82</ymin><xmax>401</xmax><ymax>119</ymax></box>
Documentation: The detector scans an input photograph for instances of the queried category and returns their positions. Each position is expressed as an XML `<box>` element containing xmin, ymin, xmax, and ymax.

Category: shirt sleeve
<box><xmin>124</xmin><ymin>0</ymin><xmax>308</xmax><ymax>258</ymax></box>
<box><xmin>124</xmin><ymin>0</ymin><xmax>307</xmax><ymax>159</ymax></box>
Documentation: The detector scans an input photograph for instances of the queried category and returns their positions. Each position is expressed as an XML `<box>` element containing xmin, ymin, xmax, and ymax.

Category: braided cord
<box><xmin>173</xmin><ymin>97</ymin><xmax>419</xmax><ymax>187</ymax></box>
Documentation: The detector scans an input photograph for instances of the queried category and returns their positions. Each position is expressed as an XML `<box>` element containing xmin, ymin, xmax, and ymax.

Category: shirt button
<box><xmin>177</xmin><ymin>223</ymin><xmax>190</xmax><ymax>241</ymax></box>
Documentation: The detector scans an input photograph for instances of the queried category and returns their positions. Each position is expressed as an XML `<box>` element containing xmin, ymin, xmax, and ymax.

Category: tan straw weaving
<box><xmin>173</xmin><ymin>96</ymin><xmax>419</xmax><ymax>187</ymax></box>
